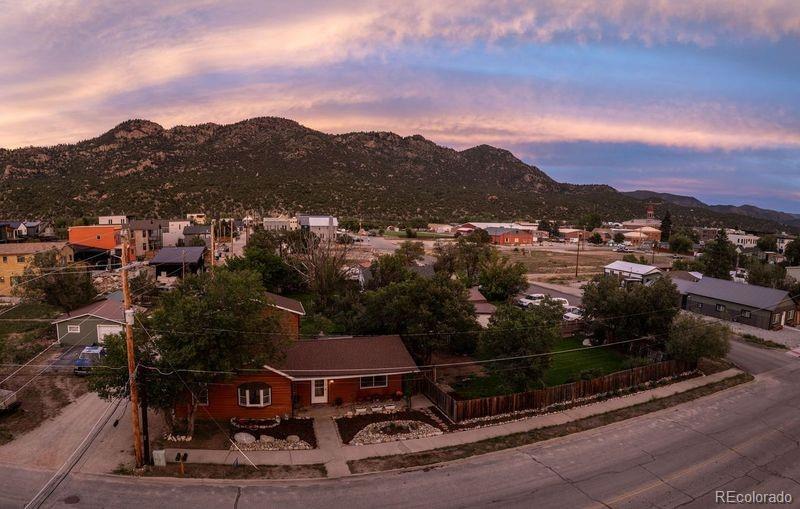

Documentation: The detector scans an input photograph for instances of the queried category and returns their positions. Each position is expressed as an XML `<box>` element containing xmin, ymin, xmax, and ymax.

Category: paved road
<box><xmin>2</xmin><ymin>347</ymin><xmax>798</xmax><ymax>508</ymax></box>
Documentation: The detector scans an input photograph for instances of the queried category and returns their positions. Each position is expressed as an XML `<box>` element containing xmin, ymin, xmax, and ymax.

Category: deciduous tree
<box><xmin>15</xmin><ymin>251</ymin><xmax>96</xmax><ymax>311</ymax></box>
<box><xmin>666</xmin><ymin>314</ymin><xmax>730</xmax><ymax>363</ymax></box>
<box><xmin>479</xmin><ymin>301</ymin><xmax>563</xmax><ymax>392</ymax></box>
<box><xmin>358</xmin><ymin>276</ymin><xmax>479</xmax><ymax>362</ymax></box>
<box><xmin>477</xmin><ymin>252</ymin><xmax>527</xmax><ymax>302</ymax></box>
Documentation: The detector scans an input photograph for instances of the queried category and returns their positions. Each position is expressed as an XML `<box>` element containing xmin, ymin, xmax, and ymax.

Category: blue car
<box><xmin>73</xmin><ymin>346</ymin><xmax>106</xmax><ymax>376</ymax></box>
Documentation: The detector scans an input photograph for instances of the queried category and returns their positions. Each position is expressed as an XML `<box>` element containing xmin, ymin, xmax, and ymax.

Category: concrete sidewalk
<box><xmin>164</xmin><ymin>368</ymin><xmax>743</xmax><ymax>477</ymax></box>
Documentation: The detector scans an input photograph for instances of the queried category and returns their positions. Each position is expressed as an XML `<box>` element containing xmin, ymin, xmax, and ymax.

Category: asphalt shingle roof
<box><xmin>687</xmin><ymin>276</ymin><xmax>791</xmax><ymax>310</ymax></box>
<box><xmin>150</xmin><ymin>246</ymin><xmax>205</xmax><ymax>264</ymax></box>
<box><xmin>276</xmin><ymin>335</ymin><xmax>418</xmax><ymax>379</ymax></box>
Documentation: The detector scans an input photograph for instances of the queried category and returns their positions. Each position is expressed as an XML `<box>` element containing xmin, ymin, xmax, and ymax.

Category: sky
<box><xmin>2</xmin><ymin>1</ymin><xmax>799</xmax><ymax>212</ymax></box>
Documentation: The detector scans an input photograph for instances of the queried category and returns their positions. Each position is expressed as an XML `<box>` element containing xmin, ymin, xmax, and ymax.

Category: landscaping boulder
<box><xmin>233</xmin><ymin>432</ymin><xmax>256</xmax><ymax>444</ymax></box>
<box><xmin>286</xmin><ymin>434</ymin><xmax>300</xmax><ymax>444</ymax></box>
<box><xmin>259</xmin><ymin>435</ymin><xmax>275</xmax><ymax>443</ymax></box>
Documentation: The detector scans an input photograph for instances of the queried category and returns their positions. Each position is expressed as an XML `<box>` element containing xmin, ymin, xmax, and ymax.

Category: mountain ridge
<box><xmin>0</xmin><ymin>117</ymin><xmax>794</xmax><ymax>233</ymax></box>
<box><xmin>621</xmin><ymin>190</ymin><xmax>800</xmax><ymax>230</ymax></box>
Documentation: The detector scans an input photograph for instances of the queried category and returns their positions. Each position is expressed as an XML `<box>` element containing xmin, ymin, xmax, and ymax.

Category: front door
<box><xmin>311</xmin><ymin>379</ymin><xmax>327</xmax><ymax>404</ymax></box>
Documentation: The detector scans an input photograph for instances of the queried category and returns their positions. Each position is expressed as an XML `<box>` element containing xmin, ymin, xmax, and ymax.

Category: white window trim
<box><xmin>360</xmin><ymin>375</ymin><xmax>388</xmax><ymax>389</ymax></box>
<box><xmin>237</xmin><ymin>384</ymin><xmax>271</xmax><ymax>407</ymax></box>
<box><xmin>67</xmin><ymin>325</ymin><xmax>81</xmax><ymax>333</ymax></box>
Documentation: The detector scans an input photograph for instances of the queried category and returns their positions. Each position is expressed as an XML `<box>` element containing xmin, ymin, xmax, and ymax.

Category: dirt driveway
<box><xmin>0</xmin><ymin>392</ymin><xmax>112</xmax><ymax>469</ymax></box>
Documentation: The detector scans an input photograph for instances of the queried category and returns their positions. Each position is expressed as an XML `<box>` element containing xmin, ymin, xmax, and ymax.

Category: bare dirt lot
<box><xmin>0</xmin><ymin>348</ymin><xmax>88</xmax><ymax>446</ymax></box>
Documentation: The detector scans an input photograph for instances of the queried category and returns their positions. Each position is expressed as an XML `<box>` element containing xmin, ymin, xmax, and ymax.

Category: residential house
<box><xmin>0</xmin><ymin>221</ymin><xmax>22</xmax><ymax>242</ymax></box>
<box><xmin>776</xmin><ymin>235</ymin><xmax>796</xmax><ymax>254</ymax></box>
<box><xmin>684</xmin><ymin>277</ymin><xmax>797</xmax><ymax>330</ymax></box>
<box><xmin>485</xmin><ymin>227</ymin><xmax>534</xmax><ymax>245</ymax></box>
<box><xmin>604</xmin><ymin>261</ymin><xmax>662</xmax><ymax>285</ymax></box>
<box><xmin>263</xmin><ymin>216</ymin><xmax>299</xmax><ymax>232</ymax></box>
<box><xmin>468</xmin><ymin>286</ymin><xmax>496</xmax><ymax>328</ymax></box>
<box><xmin>183</xmin><ymin>224</ymin><xmax>212</xmax><ymax>247</ymax></box>
<box><xmin>297</xmin><ymin>215</ymin><xmax>338</xmax><ymax>242</ymax></box>
<box><xmin>162</xmin><ymin>220</ymin><xmax>190</xmax><ymax>247</ymax></box>
<box><xmin>52</xmin><ymin>294</ymin><xmax>127</xmax><ymax>346</ymax></box>
<box><xmin>19</xmin><ymin>220</ymin><xmax>56</xmax><ymax>240</ymax></box>
<box><xmin>149</xmin><ymin>246</ymin><xmax>206</xmax><ymax>278</ymax></box>
<box><xmin>265</xmin><ymin>291</ymin><xmax>305</xmax><ymax>338</ymax></box>
<box><xmin>128</xmin><ymin>219</ymin><xmax>169</xmax><ymax>259</ymax></box>
<box><xmin>98</xmin><ymin>215</ymin><xmax>130</xmax><ymax>226</ymax></box>
<box><xmin>177</xmin><ymin>335</ymin><xmax>418</xmax><ymax>421</ymax></box>
<box><xmin>0</xmin><ymin>242</ymin><xmax>73</xmax><ymax>296</ymax></box>
<box><xmin>667</xmin><ymin>271</ymin><xmax>703</xmax><ymax>309</ymax></box>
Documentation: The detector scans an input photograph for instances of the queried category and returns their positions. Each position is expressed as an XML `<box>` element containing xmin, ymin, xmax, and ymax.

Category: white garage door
<box><xmin>96</xmin><ymin>324</ymin><xmax>123</xmax><ymax>343</ymax></box>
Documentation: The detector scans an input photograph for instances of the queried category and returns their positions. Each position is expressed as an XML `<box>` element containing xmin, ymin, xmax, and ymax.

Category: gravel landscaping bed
<box><xmin>335</xmin><ymin>409</ymin><xmax>445</xmax><ymax>444</ymax></box>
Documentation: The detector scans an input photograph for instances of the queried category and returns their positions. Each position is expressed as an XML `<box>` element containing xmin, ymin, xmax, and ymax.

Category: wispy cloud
<box><xmin>1</xmin><ymin>1</ymin><xmax>799</xmax><ymax>210</ymax></box>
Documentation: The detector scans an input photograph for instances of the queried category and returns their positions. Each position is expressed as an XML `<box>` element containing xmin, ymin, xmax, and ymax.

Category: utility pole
<box><xmin>121</xmin><ymin>232</ymin><xmax>144</xmax><ymax>468</ymax></box>
<box><xmin>140</xmin><ymin>368</ymin><xmax>150</xmax><ymax>465</ymax></box>
<box><xmin>575</xmin><ymin>233</ymin><xmax>582</xmax><ymax>278</ymax></box>
<box><xmin>210</xmin><ymin>219</ymin><xmax>216</xmax><ymax>268</ymax></box>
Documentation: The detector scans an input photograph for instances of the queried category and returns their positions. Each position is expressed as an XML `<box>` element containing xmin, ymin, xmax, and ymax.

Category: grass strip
<box><xmin>348</xmin><ymin>373</ymin><xmax>753</xmax><ymax>474</ymax></box>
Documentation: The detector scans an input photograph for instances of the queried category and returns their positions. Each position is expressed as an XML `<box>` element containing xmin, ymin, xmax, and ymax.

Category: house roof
<box><xmin>265</xmin><ymin>291</ymin><xmax>305</xmax><ymax>316</ymax></box>
<box><xmin>687</xmin><ymin>277</ymin><xmax>792</xmax><ymax>310</ymax></box>
<box><xmin>0</xmin><ymin>220</ymin><xmax>22</xmax><ymax>228</ymax></box>
<box><xmin>474</xmin><ymin>302</ymin><xmax>497</xmax><ymax>315</ymax></box>
<box><xmin>150</xmin><ymin>246</ymin><xmax>205</xmax><ymax>264</ymax></box>
<box><xmin>52</xmin><ymin>298</ymin><xmax>126</xmax><ymax>324</ymax></box>
<box><xmin>183</xmin><ymin>225</ymin><xmax>211</xmax><ymax>236</ymax></box>
<box><xmin>605</xmin><ymin>261</ymin><xmax>661</xmax><ymax>276</ymax></box>
<box><xmin>298</xmin><ymin>215</ymin><xmax>338</xmax><ymax>228</ymax></box>
<box><xmin>484</xmin><ymin>227</ymin><xmax>530</xmax><ymax>236</ymax></box>
<box><xmin>0</xmin><ymin>241</ymin><xmax>68</xmax><ymax>256</ymax></box>
<box><xmin>275</xmin><ymin>335</ymin><xmax>418</xmax><ymax>379</ymax></box>
<box><xmin>467</xmin><ymin>286</ymin><xmax>486</xmax><ymax>302</ymax></box>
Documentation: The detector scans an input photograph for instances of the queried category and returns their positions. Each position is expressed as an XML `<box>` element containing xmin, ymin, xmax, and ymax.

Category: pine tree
<box><xmin>660</xmin><ymin>210</ymin><xmax>672</xmax><ymax>243</ymax></box>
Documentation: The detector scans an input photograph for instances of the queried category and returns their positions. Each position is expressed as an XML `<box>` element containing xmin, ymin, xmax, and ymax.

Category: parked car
<box><xmin>563</xmin><ymin>306</ymin><xmax>584</xmax><ymax>321</ymax></box>
<box><xmin>551</xmin><ymin>297</ymin><xmax>570</xmax><ymax>307</ymax></box>
<box><xmin>517</xmin><ymin>293</ymin><xmax>546</xmax><ymax>307</ymax></box>
<box><xmin>74</xmin><ymin>346</ymin><xmax>106</xmax><ymax>376</ymax></box>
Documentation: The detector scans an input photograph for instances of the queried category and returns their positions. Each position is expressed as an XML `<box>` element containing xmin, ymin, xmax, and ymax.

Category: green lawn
<box><xmin>451</xmin><ymin>336</ymin><xmax>631</xmax><ymax>398</ymax></box>
<box><xmin>542</xmin><ymin>337</ymin><xmax>629</xmax><ymax>387</ymax></box>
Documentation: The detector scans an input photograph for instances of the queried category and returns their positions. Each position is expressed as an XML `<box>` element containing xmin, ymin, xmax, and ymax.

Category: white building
<box><xmin>186</xmin><ymin>213</ymin><xmax>207</xmax><ymax>224</ymax></box>
<box><xmin>162</xmin><ymin>220</ymin><xmax>191</xmax><ymax>247</ymax></box>
<box><xmin>604</xmin><ymin>261</ymin><xmax>662</xmax><ymax>285</ymax></box>
<box><xmin>298</xmin><ymin>215</ymin><xmax>338</xmax><ymax>242</ymax></box>
<box><xmin>263</xmin><ymin>216</ymin><xmax>299</xmax><ymax>232</ymax></box>
<box><xmin>725</xmin><ymin>229</ymin><xmax>759</xmax><ymax>249</ymax></box>
<box><xmin>98</xmin><ymin>215</ymin><xmax>129</xmax><ymax>225</ymax></box>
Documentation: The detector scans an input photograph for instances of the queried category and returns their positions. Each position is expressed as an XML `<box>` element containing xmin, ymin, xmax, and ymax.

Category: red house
<box><xmin>181</xmin><ymin>335</ymin><xmax>419</xmax><ymax>422</ymax></box>
<box><xmin>264</xmin><ymin>291</ymin><xmax>305</xmax><ymax>338</ymax></box>
<box><xmin>485</xmin><ymin>227</ymin><xmax>534</xmax><ymax>245</ymax></box>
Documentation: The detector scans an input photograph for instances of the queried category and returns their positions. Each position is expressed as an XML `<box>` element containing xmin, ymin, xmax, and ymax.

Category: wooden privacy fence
<box><xmin>421</xmin><ymin>359</ymin><xmax>694</xmax><ymax>422</ymax></box>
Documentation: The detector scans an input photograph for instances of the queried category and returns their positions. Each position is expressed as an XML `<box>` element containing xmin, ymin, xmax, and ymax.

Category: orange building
<box><xmin>68</xmin><ymin>225</ymin><xmax>122</xmax><ymax>250</ymax></box>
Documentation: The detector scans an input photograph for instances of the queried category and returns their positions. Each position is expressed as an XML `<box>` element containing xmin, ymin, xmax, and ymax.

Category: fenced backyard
<box><xmin>419</xmin><ymin>359</ymin><xmax>695</xmax><ymax>422</ymax></box>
